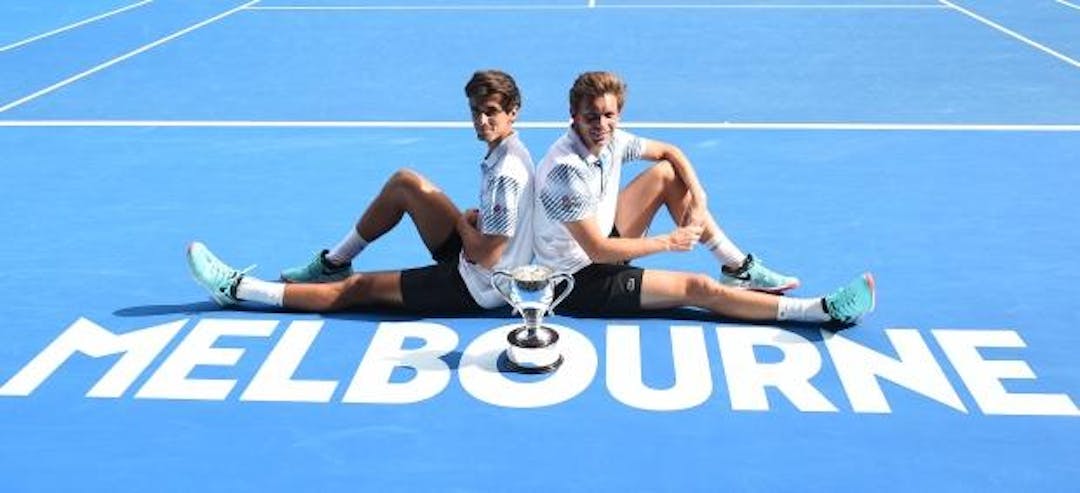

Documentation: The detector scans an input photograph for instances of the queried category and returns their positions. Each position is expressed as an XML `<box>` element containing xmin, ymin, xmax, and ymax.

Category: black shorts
<box><xmin>398</xmin><ymin>231</ymin><xmax>483</xmax><ymax>314</ymax></box>
<box><xmin>400</xmin><ymin>261</ymin><xmax>484</xmax><ymax>315</ymax></box>
<box><xmin>556</xmin><ymin>263</ymin><xmax>645</xmax><ymax>316</ymax></box>
<box><xmin>431</xmin><ymin>231</ymin><xmax>464</xmax><ymax>264</ymax></box>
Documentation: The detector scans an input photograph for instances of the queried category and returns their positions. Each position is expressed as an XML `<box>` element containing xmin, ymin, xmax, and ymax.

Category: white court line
<box><xmin>0</xmin><ymin>120</ymin><xmax>1078</xmax><ymax>132</ymax></box>
<box><xmin>1056</xmin><ymin>0</ymin><xmax>1080</xmax><ymax>11</ymax></box>
<box><xmin>247</xmin><ymin>4</ymin><xmax>946</xmax><ymax>11</ymax></box>
<box><xmin>0</xmin><ymin>0</ymin><xmax>259</xmax><ymax>114</ymax></box>
<box><xmin>596</xmin><ymin>3</ymin><xmax>945</xmax><ymax>8</ymax></box>
<box><xmin>248</xmin><ymin>5</ymin><xmax>583</xmax><ymax>10</ymax></box>
<box><xmin>0</xmin><ymin>0</ymin><xmax>154</xmax><ymax>53</ymax></box>
<box><xmin>941</xmin><ymin>0</ymin><xmax>1080</xmax><ymax>69</ymax></box>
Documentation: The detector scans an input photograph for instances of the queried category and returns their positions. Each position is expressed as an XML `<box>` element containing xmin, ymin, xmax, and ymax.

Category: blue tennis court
<box><xmin>1</xmin><ymin>0</ymin><xmax>1077</xmax><ymax>490</ymax></box>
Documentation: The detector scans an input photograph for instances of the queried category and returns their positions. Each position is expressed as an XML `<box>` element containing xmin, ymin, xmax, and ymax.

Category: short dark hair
<box><xmin>569</xmin><ymin>71</ymin><xmax>626</xmax><ymax>113</ymax></box>
<box><xmin>464</xmin><ymin>70</ymin><xmax>521</xmax><ymax>112</ymax></box>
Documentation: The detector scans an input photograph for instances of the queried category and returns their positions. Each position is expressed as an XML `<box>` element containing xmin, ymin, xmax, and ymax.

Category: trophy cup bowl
<box><xmin>491</xmin><ymin>265</ymin><xmax>574</xmax><ymax>374</ymax></box>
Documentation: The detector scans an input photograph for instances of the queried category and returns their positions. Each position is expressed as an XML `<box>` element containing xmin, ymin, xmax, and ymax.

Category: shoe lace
<box><xmin>223</xmin><ymin>264</ymin><xmax>257</xmax><ymax>298</ymax></box>
<box><xmin>828</xmin><ymin>284</ymin><xmax>864</xmax><ymax>320</ymax></box>
<box><xmin>207</xmin><ymin>255</ymin><xmax>255</xmax><ymax>280</ymax></box>
<box><xmin>721</xmin><ymin>255</ymin><xmax>754</xmax><ymax>282</ymax></box>
<box><xmin>208</xmin><ymin>259</ymin><xmax>255</xmax><ymax>287</ymax></box>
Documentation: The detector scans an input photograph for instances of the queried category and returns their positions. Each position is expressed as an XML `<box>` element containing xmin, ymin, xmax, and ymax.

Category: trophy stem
<box><xmin>521</xmin><ymin>306</ymin><xmax>543</xmax><ymax>332</ymax></box>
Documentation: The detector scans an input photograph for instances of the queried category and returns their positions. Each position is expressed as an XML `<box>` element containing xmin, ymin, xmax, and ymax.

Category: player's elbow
<box><xmin>580</xmin><ymin>239</ymin><xmax>621</xmax><ymax>264</ymax></box>
<box><xmin>652</xmin><ymin>141</ymin><xmax>682</xmax><ymax>162</ymax></box>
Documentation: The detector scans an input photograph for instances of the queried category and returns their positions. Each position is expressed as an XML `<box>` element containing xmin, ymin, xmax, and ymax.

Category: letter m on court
<box><xmin>0</xmin><ymin>318</ymin><xmax>185</xmax><ymax>398</ymax></box>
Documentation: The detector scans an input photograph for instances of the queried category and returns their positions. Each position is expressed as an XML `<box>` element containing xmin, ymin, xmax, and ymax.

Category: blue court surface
<box><xmin>1</xmin><ymin>0</ymin><xmax>1078</xmax><ymax>491</ymax></box>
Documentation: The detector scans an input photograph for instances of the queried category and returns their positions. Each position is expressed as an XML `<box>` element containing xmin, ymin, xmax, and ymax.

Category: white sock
<box><xmin>777</xmin><ymin>297</ymin><xmax>830</xmax><ymax>322</ymax></box>
<box><xmin>703</xmin><ymin>232</ymin><xmax>746</xmax><ymax>268</ymax></box>
<box><xmin>236</xmin><ymin>276</ymin><xmax>285</xmax><ymax>307</ymax></box>
<box><xmin>326</xmin><ymin>228</ymin><xmax>369</xmax><ymax>265</ymax></box>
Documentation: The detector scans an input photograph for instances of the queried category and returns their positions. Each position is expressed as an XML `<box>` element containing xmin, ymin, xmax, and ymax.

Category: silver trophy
<box><xmin>491</xmin><ymin>265</ymin><xmax>575</xmax><ymax>373</ymax></box>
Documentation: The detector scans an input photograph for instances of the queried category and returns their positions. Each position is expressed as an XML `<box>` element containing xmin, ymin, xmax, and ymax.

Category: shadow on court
<box><xmin>113</xmin><ymin>301</ymin><xmax>839</xmax><ymax>337</ymax></box>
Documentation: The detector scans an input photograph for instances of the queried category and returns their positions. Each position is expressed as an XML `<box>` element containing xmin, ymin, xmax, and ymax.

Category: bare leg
<box><xmin>640</xmin><ymin>269</ymin><xmax>780</xmax><ymax>321</ymax></box>
<box><xmin>283</xmin><ymin>271</ymin><xmax>404</xmax><ymax>312</ymax></box>
<box><xmin>356</xmin><ymin>168</ymin><xmax>462</xmax><ymax>253</ymax></box>
<box><xmin>615</xmin><ymin>161</ymin><xmax>728</xmax><ymax>252</ymax></box>
<box><xmin>615</xmin><ymin>162</ymin><xmax>798</xmax><ymax>292</ymax></box>
<box><xmin>615</xmin><ymin>161</ymin><xmax>689</xmax><ymax>237</ymax></box>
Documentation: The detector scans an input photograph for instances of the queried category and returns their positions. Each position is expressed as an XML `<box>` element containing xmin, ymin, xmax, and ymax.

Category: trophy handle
<box><xmin>547</xmin><ymin>273</ymin><xmax>575</xmax><ymax>315</ymax></box>
<box><xmin>491</xmin><ymin>270</ymin><xmax>518</xmax><ymax>314</ymax></box>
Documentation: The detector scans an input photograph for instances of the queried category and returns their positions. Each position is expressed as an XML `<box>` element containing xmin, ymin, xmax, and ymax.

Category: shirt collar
<box><xmin>567</xmin><ymin>127</ymin><xmax>601</xmax><ymax>168</ymax></box>
<box><xmin>481</xmin><ymin>132</ymin><xmax>516</xmax><ymax>171</ymax></box>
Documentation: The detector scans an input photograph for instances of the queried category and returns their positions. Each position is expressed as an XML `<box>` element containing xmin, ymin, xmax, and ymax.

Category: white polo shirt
<box><xmin>458</xmin><ymin>132</ymin><xmax>536</xmax><ymax>308</ymax></box>
<box><xmin>533</xmin><ymin>128</ymin><xmax>648</xmax><ymax>274</ymax></box>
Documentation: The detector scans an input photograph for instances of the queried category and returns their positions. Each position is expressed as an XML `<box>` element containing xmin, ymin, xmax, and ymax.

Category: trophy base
<box><xmin>505</xmin><ymin>325</ymin><xmax>563</xmax><ymax>374</ymax></box>
<box><xmin>505</xmin><ymin>354</ymin><xmax>564</xmax><ymax>374</ymax></box>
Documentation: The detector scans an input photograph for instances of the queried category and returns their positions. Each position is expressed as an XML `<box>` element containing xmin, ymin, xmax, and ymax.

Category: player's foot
<box><xmin>824</xmin><ymin>273</ymin><xmax>876</xmax><ymax>325</ymax></box>
<box><xmin>720</xmin><ymin>254</ymin><xmax>800</xmax><ymax>293</ymax></box>
<box><xmin>280</xmin><ymin>250</ymin><xmax>353</xmax><ymax>283</ymax></box>
<box><xmin>187</xmin><ymin>241</ymin><xmax>252</xmax><ymax>307</ymax></box>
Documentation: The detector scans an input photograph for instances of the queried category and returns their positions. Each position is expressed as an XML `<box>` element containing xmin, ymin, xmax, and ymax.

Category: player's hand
<box><xmin>458</xmin><ymin>208</ymin><xmax>479</xmax><ymax>231</ymax></box>
<box><xmin>464</xmin><ymin>208</ymin><xmax>479</xmax><ymax>227</ymax></box>
<box><xmin>666</xmin><ymin>225</ymin><xmax>703</xmax><ymax>251</ymax></box>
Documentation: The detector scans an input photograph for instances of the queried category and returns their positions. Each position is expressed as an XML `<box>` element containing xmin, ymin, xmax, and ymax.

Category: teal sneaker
<box><xmin>280</xmin><ymin>250</ymin><xmax>352</xmax><ymax>283</ymax></box>
<box><xmin>186</xmin><ymin>241</ymin><xmax>253</xmax><ymax>307</ymax></box>
<box><xmin>720</xmin><ymin>254</ymin><xmax>800</xmax><ymax>293</ymax></box>
<box><xmin>824</xmin><ymin>273</ymin><xmax>876</xmax><ymax>325</ymax></box>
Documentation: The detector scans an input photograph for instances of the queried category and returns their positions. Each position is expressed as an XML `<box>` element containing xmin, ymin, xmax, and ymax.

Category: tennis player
<box><xmin>534</xmin><ymin>71</ymin><xmax>874</xmax><ymax>324</ymax></box>
<box><xmin>188</xmin><ymin>70</ymin><xmax>533</xmax><ymax>314</ymax></box>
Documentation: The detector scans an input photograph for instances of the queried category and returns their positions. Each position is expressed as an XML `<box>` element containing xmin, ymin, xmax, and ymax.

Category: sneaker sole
<box><xmin>750</xmin><ymin>279</ymin><xmax>801</xmax><ymax>294</ymax></box>
<box><xmin>864</xmin><ymin>272</ymin><xmax>876</xmax><ymax>314</ymax></box>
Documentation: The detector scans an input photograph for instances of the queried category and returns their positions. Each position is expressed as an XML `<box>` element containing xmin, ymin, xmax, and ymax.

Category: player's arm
<box><xmin>458</xmin><ymin>170</ymin><xmax>525</xmax><ymax>269</ymax></box>
<box><xmin>640</xmin><ymin>139</ymin><xmax>709</xmax><ymax>222</ymax></box>
<box><xmin>562</xmin><ymin>216</ymin><xmax>702</xmax><ymax>264</ymax></box>
<box><xmin>457</xmin><ymin>209</ymin><xmax>509</xmax><ymax>269</ymax></box>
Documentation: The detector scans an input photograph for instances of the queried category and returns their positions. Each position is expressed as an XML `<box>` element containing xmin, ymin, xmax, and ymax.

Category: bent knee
<box><xmin>389</xmin><ymin>168</ymin><xmax>422</xmax><ymax>188</ymax></box>
<box><xmin>651</xmin><ymin>160</ymin><xmax>677</xmax><ymax>182</ymax></box>
<box><xmin>390</xmin><ymin>168</ymin><xmax>438</xmax><ymax>194</ymax></box>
